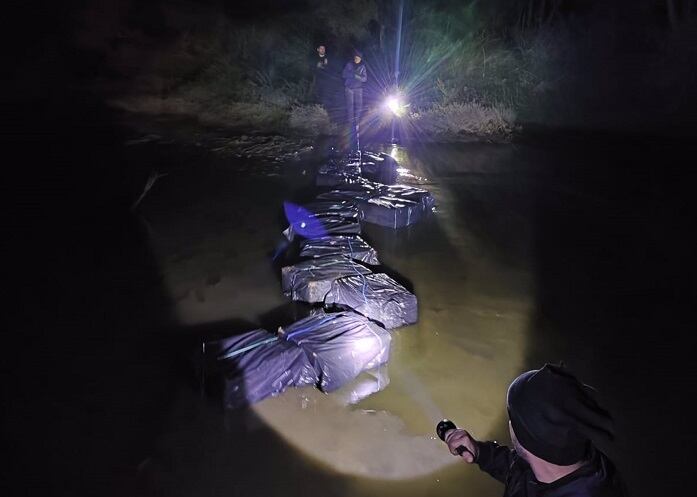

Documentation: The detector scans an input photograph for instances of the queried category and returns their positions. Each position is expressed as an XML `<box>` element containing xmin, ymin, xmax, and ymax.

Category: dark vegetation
<box><xmin>30</xmin><ymin>0</ymin><xmax>694</xmax><ymax>139</ymax></box>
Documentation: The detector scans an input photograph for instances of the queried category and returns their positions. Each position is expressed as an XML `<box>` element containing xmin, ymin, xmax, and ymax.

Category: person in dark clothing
<box><xmin>313</xmin><ymin>44</ymin><xmax>332</xmax><ymax>110</ymax></box>
<box><xmin>342</xmin><ymin>49</ymin><xmax>367</xmax><ymax>149</ymax></box>
<box><xmin>443</xmin><ymin>364</ymin><xmax>627</xmax><ymax>497</ymax></box>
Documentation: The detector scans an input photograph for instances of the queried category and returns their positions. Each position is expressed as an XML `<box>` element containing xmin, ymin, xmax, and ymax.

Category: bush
<box><xmin>409</xmin><ymin>102</ymin><xmax>516</xmax><ymax>139</ymax></box>
<box><xmin>288</xmin><ymin>104</ymin><xmax>335</xmax><ymax>137</ymax></box>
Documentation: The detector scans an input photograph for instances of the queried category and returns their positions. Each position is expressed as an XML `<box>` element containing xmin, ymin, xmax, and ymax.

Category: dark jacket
<box><xmin>342</xmin><ymin>61</ymin><xmax>367</xmax><ymax>89</ymax></box>
<box><xmin>314</xmin><ymin>54</ymin><xmax>331</xmax><ymax>80</ymax></box>
<box><xmin>476</xmin><ymin>441</ymin><xmax>627</xmax><ymax>497</ymax></box>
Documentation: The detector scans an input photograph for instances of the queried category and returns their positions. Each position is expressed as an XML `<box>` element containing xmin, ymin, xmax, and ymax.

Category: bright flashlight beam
<box><xmin>387</xmin><ymin>97</ymin><xmax>400</xmax><ymax>114</ymax></box>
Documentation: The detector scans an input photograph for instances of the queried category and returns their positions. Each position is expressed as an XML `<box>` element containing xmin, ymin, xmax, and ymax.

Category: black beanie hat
<box><xmin>506</xmin><ymin>363</ymin><xmax>615</xmax><ymax>465</ymax></box>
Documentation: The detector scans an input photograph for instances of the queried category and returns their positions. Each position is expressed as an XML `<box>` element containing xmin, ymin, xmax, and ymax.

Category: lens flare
<box><xmin>387</xmin><ymin>96</ymin><xmax>401</xmax><ymax>115</ymax></box>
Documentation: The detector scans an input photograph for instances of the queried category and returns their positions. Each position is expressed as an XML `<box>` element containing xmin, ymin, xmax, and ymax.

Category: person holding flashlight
<box><xmin>342</xmin><ymin>49</ymin><xmax>367</xmax><ymax>150</ymax></box>
<box><xmin>440</xmin><ymin>364</ymin><xmax>627</xmax><ymax>496</ymax></box>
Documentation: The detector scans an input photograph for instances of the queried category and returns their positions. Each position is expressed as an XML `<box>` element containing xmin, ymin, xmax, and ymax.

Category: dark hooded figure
<box><xmin>443</xmin><ymin>364</ymin><xmax>628</xmax><ymax>497</ymax></box>
<box><xmin>313</xmin><ymin>44</ymin><xmax>332</xmax><ymax>110</ymax></box>
<box><xmin>342</xmin><ymin>49</ymin><xmax>367</xmax><ymax>148</ymax></box>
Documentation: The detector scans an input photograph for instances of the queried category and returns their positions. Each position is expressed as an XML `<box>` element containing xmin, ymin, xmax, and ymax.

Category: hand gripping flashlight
<box><xmin>436</xmin><ymin>419</ymin><xmax>475</xmax><ymax>458</ymax></box>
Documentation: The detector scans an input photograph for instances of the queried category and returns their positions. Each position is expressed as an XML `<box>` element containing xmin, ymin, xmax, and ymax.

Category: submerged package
<box><xmin>299</xmin><ymin>235</ymin><xmax>379</xmax><ymax>265</ymax></box>
<box><xmin>281</xmin><ymin>256</ymin><xmax>372</xmax><ymax>303</ymax></box>
<box><xmin>278</xmin><ymin>311</ymin><xmax>391</xmax><ymax>392</ymax></box>
<box><xmin>316</xmin><ymin>159</ymin><xmax>362</xmax><ymax>187</ymax></box>
<box><xmin>324</xmin><ymin>273</ymin><xmax>418</xmax><ymax>329</ymax></box>
<box><xmin>283</xmin><ymin>201</ymin><xmax>361</xmax><ymax>241</ymax></box>
<box><xmin>331</xmin><ymin>367</ymin><xmax>390</xmax><ymax>405</ymax></box>
<box><xmin>202</xmin><ymin>329</ymin><xmax>317</xmax><ymax>409</ymax></box>
<box><xmin>360</xmin><ymin>184</ymin><xmax>435</xmax><ymax>229</ymax></box>
<box><xmin>360</xmin><ymin>152</ymin><xmax>398</xmax><ymax>184</ymax></box>
<box><xmin>316</xmin><ymin>178</ymin><xmax>385</xmax><ymax>203</ymax></box>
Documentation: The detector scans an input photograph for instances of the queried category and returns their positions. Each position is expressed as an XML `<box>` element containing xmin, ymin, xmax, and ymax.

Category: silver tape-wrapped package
<box><xmin>278</xmin><ymin>311</ymin><xmax>391</xmax><ymax>392</ymax></box>
<box><xmin>324</xmin><ymin>273</ymin><xmax>418</xmax><ymax>329</ymax></box>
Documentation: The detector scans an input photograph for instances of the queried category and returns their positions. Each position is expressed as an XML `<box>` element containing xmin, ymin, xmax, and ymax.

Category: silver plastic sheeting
<box><xmin>361</xmin><ymin>195</ymin><xmax>424</xmax><ymax>228</ymax></box>
<box><xmin>360</xmin><ymin>184</ymin><xmax>435</xmax><ymax>229</ymax></box>
<box><xmin>278</xmin><ymin>311</ymin><xmax>391</xmax><ymax>392</ymax></box>
<box><xmin>331</xmin><ymin>367</ymin><xmax>390</xmax><ymax>405</ymax></box>
<box><xmin>281</xmin><ymin>256</ymin><xmax>373</xmax><ymax>303</ymax></box>
<box><xmin>324</xmin><ymin>273</ymin><xmax>418</xmax><ymax>329</ymax></box>
<box><xmin>282</xmin><ymin>200</ymin><xmax>362</xmax><ymax>241</ymax></box>
<box><xmin>383</xmin><ymin>184</ymin><xmax>436</xmax><ymax>210</ymax></box>
<box><xmin>316</xmin><ymin>159</ymin><xmax>362</xmax><ymax>187</ymax></box>
<box><xmin>317</xmin><ymin>180</ymin><xmax>435</xmax><ymax>229</ymax></box>
<box><xmin>203</xmin><ymin>329</ymin><xmax>318</xmax><ymax>409</ymax></box>
<box><xmin>316</xmin><ymin>177</ymin><xmax>385</xmax><ymax>202</ymax></box>
<box><xmin>299</xmin><ymin>235</ymin><xmax>379</xmax><ymax>265</ymax></box>
<box><xmin>359</xmin><ymin>152</ymin><xmax>398</xmax><ymax>183</ymax></box>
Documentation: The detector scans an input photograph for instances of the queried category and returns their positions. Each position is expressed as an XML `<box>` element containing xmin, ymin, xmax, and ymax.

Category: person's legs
<box><xmin>345</xmin><ymin>87</ymin><xmax>355</xmax><ymax>126</ymax></box>
<box><xmin>355</xmin><ymin>88</ymin><xmax>363</xmax><ymax>123</ymax></box>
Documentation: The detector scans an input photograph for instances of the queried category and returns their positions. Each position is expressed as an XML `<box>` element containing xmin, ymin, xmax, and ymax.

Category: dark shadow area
<box><xmin>4</xmin><ymin>91</ymin><xmax>185</xmax><ymax>497</ymax></box>
<box><xmin>524</xmin><ymin>132</ymin><xmax>695</xmax><ymax>497</ymax></box>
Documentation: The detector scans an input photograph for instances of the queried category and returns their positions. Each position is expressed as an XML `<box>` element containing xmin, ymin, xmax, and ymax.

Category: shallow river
<box><xmin>136</xmin><ymin>137</ymin><xmax>690</xmax><ymax>497</ymax></box>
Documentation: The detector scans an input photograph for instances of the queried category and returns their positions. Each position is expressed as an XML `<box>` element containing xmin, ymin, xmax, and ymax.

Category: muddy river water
<box><xmin>131</xmin><ymin>136</ymin><xmax>690</xmax><ymax>497</ymax></box>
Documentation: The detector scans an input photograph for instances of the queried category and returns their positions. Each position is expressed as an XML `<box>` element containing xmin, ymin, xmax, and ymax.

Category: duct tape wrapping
<box><xmin>203</xmin><ymin>329</ymin><xmax>318</xmax><ymax>409</ymax></box>
<box><xmin>279</xmin><ymin>311</ymin><xmax>391</xmax><ymax>392</ymax></box>
<box><xmin>324</xmin><ymin>273</ymin><xmax>418</xmax><ymax>329</ymax></box>
<box><xmin>281</xmin><ymin>256</ymin><xmax>372</xmax><ymax>303</ymax></box>
<box><xmin>283</xmin><ymin>200</ymin><xmax>362</xmax><ymax>241</ymax></box>
<box><xmin>299</xmin><ymin>235</ymin><xmax>379</xmax><ymax>265</ymax></box>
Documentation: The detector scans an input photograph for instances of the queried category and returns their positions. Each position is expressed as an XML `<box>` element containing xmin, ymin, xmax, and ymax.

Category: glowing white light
<box><xmin>390</xmin><ymin>145</ymin><xmax>400</xmax><ymax>159</ymax></box>
<box><xmin>387</xmin><ymin>96</ymin><xmax>401</xmax><ymax>115</ymax></box>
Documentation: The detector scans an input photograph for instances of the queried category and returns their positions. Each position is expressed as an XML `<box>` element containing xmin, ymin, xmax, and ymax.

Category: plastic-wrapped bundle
<box><xmin>331</xmin><ymin>368</ymin><xmax>390</xmax><ymax>405</ymax></box>
<box><xmin>316</xmin><ymin>177</ymin><xmax>385</xmax><ymax>203</ymax></box>
<box><xmin>383</xmin><ymin>184</ymin><xmax>436</xmax><ymax>210</ymax></box>
<box><xmin>281</xmin><ymin>256</ymin><xmax>372</xmax><ymax>303</ymax></box>
<box><xmin>299</xmin><ymin>235</ymin><xmax>379</xmax><ymax>265</ymax></box>
<box><xmin>360</xmin><ymin>152</ymin><xmax>398</xmax><ymax>184</ymax></box>
<box><xmin>279</xmin><ymin>311</ymin><xmax>391</xmax><ymax>392</ymax></box>
<box><xmin>202</xmin><ymin>329</ymin><xmax>318</xmax><ymax>409</ymax></box>
<box><xmin>324</xmin><ymin>273</ymin><xmax>418</xmax><ymax>329</ymax></box>
<box><xmin>316</xmin><ymin>159</ymin><xmax>362</xmax><ymax>187</ymax></box>
<box><xmin>282</xmin><ymin>201</ymin><xmax>361</xmax><ymax>241</ymax></box>
<box><xmin>361</xmin><ymin>184</ymin><xmax>435</xmax><ymax>229</ymax></box>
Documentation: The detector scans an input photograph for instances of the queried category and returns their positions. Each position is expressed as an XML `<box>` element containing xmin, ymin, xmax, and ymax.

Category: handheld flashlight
<box><xmin>436</xmin><ymin>419</ymin><xmax>474</xmax><ymax>458</ymax></box>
